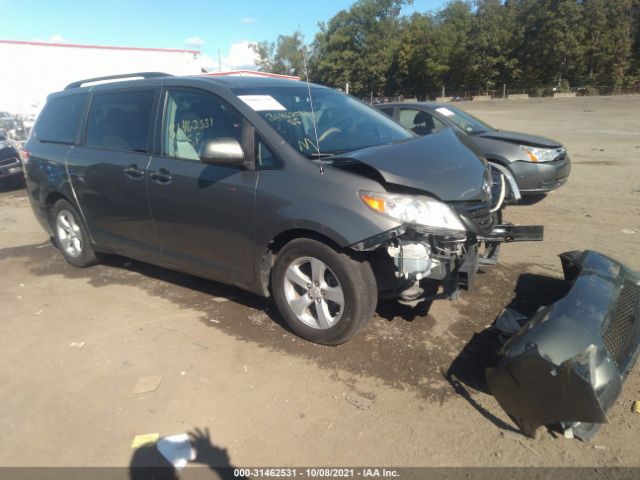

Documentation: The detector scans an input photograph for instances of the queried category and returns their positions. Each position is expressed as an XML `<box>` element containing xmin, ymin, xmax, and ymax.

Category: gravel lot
<box><xmin>0</xmin><ymin>96</ymin><xmax>639</xmax><ymax>473</ymax></box>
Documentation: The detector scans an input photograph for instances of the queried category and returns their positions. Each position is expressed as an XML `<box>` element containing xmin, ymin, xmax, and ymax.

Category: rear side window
<box><xmin>33</xmin><ymin>94</ymin><xmax>87</xmax><ymax>144</ymax></box>
<box><xmin>85</xmin><ymin>90</ymin><xmax>156</xmax><ymax>153</ymax></box>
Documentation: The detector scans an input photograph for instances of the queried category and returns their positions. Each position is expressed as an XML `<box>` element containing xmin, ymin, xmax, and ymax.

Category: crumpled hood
<box><xmin>333</xmin><ymin>129</ymin><xmax>490</xmax><ymax>202</ymax></box>
<box><xmin>476</xmin><ymin>130</ymin><xmax>562</xmax><ymax>148</ymax></box>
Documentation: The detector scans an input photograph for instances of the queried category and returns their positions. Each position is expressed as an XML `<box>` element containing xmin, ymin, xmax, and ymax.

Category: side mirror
<box><xmin>199</xmin><ymin>138</ymin><xmax>245</xmax><ymax>166</ymax></box>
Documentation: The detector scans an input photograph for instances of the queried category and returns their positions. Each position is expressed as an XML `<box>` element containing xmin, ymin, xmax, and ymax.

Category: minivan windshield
<box><xmin>434</xmin><ymin>105</ymin><xmax>493</xmax><ymax>135</ymax></box>
<box><xmin>234</xmin><ymin>86</ymin><xmax>414</xmax><ymax>157</ymax></box>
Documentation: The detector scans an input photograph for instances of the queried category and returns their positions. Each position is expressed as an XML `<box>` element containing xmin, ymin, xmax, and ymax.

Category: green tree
<box><xmin>252</xmin><ymin>0</ymin><xmax>640</xmax><ymax>96</ymax></box>
<box><xmin>467</xmin><ymin>0</ymin><xmax>520</xmax><ymax>92</ymax></box>
<box><xmin>310</xmin><ymin>0</ymin><xmax>409</xmax><ymax>96</ymax></box>
<box><xmin>388</xmin><ymin>13</ymin><xmax>445</xmax><ymax>95</ymax></box>
<box><xmin>251</xmin><ymin>32</ymin><xmax>306</xmax><ymax>76</ymax></box>
<box><xmin>633</xmin><ymin>0</ymin><xmax>640</xmax><ymax>82</ymax></box>
<box><xmin>583</xmin><ymin>0</ymin><xmax>635</xmax><ymax>87</ymax></box>
<box><xmin>389</xmin><ymin>1</ymin><xmax>474</xmax><ymax>96</ymax></box>
<box><xmin>432</xmin><ymin>0</ymin><xmax>474</xmax><ymax>92</ymax></box>
<box><xmin>512</xmin><ymin>0</ymin><xmax>585</xmax><ymax>88</ymax></box>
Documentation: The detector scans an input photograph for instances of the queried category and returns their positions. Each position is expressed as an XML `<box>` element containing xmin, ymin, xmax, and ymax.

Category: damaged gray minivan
<box><xmin>24</xmin><ymin>72</ymin><xmax>541</xmax><ymax>345</ymax></box>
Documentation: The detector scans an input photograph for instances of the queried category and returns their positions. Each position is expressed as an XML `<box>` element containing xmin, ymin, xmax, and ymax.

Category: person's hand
<box><xmin>188</xmin><ymin>427</ymin><xmax>229</xmax><ymax>465</ymax></box>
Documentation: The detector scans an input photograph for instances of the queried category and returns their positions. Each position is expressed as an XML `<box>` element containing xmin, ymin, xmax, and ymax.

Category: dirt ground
<box><xmin>0</xmin><ymin>96</ymin><xmax>639</xmax><ymax>473</ymax></box>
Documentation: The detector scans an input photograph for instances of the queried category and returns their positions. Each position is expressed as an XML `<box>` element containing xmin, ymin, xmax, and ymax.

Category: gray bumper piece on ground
<box><xmin>486</xmin><ymin>250</ymin><xmax>640</xmax><ymax>440</ymax></box>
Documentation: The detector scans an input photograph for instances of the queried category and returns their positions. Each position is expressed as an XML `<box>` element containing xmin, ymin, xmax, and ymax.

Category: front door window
<box><xmin>162</xmin><ymin>90</ymin><xmax>243</xmax><ymax>161</ymax></box>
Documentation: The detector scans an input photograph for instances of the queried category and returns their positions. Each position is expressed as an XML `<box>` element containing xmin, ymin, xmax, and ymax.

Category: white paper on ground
<box><xmin>156</xmin><ymin>433</ymin><xmax>196</xmax><ymax>469</ymax></box>
<box><xmin>435</xmin><ymin>107</ymin><xmax>455</xmax><ymax>117</ymax></box>
<box><xmin>238</xmin><ymin>95</ymin><xmax>286</xmax><ymax>111</ymax></box>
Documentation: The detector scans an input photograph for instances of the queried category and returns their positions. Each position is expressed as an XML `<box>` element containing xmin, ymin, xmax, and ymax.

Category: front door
<box><xmin>147</xmin><ymin>88</ymin><xmax>258</xmax><ymax>285</ymax></box>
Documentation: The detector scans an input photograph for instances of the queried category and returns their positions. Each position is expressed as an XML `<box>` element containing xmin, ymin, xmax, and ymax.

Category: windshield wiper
<box><xmin>306</xmin><ymin>149</ymin><xmax>359</xmax><ymax>158</ymax></box>
<box><xmin>307</xmin><ymin>147</ymin><xmax>371</xmax><ymax>159</ymax></box>
<box><xmin>305</xmin><ymin>152</ymin><xmax>339</xmax><ymax>159</ymax></box>
<box><xmin>305</xmin><ymin>144</ymin><xmax>388</xmax><ymax>159</ymax></box>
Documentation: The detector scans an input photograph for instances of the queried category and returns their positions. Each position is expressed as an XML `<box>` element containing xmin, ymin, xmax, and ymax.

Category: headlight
<box><xmin>520</xmin><ymin>145</ymin><xmax>560</xmax><ymax>163</ymax></box>
<box><xmin>359</xmin><ymin>191</ymin><xmax>466</xmax><ymax>233</ymax></box>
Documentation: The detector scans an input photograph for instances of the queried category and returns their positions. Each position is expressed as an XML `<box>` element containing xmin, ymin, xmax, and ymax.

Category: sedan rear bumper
<box><xmin>487</xmin><ymin>250</ymin><xmax>640</xmax><ymax>440</ymax></box>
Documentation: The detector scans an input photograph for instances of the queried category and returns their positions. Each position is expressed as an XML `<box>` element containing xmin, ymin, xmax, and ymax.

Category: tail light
<box><xmin>19</xmin><ymin>148</ymin><xmax>29</xmax><ymax>164</ymax></box>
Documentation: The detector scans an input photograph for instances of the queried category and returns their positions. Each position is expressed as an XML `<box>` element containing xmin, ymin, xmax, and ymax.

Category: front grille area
<box><xmin>540</xmin><ymin>176</ymin><xmax>569</xmax><ymax>189</ymax></box>
<box><xmin>603</xmin><ymin>280</ymin><xmax>640</xmax><ymax>367</ymax></box>
<box><xmin>454</xmin><ymin>202</ymin><xmax>495</xmax><ymax>235</ymax></box>
<box><xmin>0</xmin><ymin>156</ymin><xmax>19</xmax><ymax>167</ymax></box>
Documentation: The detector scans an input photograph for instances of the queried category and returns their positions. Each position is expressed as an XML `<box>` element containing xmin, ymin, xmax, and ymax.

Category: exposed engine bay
<box><xmin>351</xmin><ymin>206</ymin><xmax>543</xmax><ymax>306</ymax></box>
<box><xmin>332</xmin><ymin>144</ymin><xmax>540</xmax><ymax>307</ymax></box>
<box><xmin>348</xmin><ymin>162</ymin><xmax>540</xmax><ymax>306</ymax></box>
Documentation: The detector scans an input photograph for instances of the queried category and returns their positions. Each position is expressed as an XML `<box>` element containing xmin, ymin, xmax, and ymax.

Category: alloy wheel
<box><xmin>283</xmin><ymin>256</ymin><xmax>345</xmax><ymax>329</ymax></box>
<box><xmin>56</xmin><ymin>209</ymin><xmax>83</xmax><ymax>258</ymax></box>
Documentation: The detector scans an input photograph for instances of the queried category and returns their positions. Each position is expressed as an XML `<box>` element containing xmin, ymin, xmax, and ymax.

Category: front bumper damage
<box><xmin>351</xmin><ymin>222</ymin><xmax>543</xmax><ymax>303</ymax></box>
<box><xmin>486</xmin><ymin>250</ymin><xmax>640</xmax><ymax>440</ymax></box>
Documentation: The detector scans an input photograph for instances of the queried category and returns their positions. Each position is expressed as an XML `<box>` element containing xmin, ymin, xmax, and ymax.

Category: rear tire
<box><xmin>50</xmin><ymin>199</ymin><xmax>103</xmax><ymax>268</ymax></box>
<box><xmin>271</xmin><ymin>238</ymin><xmax>377</xmax><ymax>345</ymax></box>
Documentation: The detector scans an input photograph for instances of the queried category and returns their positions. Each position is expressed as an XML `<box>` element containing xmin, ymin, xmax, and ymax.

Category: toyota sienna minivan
<box><xmin>23</xmin><ymin>72</ymin><xmax>540</xmax><ymax>345</ymax></box>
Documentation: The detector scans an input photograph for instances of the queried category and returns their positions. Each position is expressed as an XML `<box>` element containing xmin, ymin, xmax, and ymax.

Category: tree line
<box><xmin>251</xmin><ymin>0</ymin><xmax>640</xmax><ymax>97</ymax></box>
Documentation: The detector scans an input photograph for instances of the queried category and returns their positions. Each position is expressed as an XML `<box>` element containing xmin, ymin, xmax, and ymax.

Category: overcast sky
<box><xmin>0</xmin><ymin>0</ymin><xmax>446</xmax><ymax>70</ymax></box>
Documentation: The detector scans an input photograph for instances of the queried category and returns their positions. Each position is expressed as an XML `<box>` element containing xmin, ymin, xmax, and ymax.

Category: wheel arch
<box><xmin>485</xmin><ymin>155</ymin><xmax>510</xmax><ymax>167</ymax></box>
<box><xmin>44</xmin><ymin>191</ymin><xmax>99</xmax><ymax>248</ymax></box>
<box><xmin>266</xmin><ymin>231</ymin><xmax>378</xmax><ymax>345</ymax></box>
<box><xmin>45</xmin><ymin>190</ymin><xmax>72</xmax><ymax>210</ymax></box>
<box><xmin>44</xmin><ymin>191</ymin><xmax>74</xmax><ymax>225</ymax></box>
<box><xmin>255</xmin><ymin>228</ymin><xmax>356</xmax><ymax>297</ymax></box>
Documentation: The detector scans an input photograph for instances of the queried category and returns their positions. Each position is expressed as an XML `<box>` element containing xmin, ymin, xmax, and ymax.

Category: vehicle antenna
<box><xmin>299</xmin><ymin>25</ymin><xmax>323</xmax><ymax>174</ymax></box>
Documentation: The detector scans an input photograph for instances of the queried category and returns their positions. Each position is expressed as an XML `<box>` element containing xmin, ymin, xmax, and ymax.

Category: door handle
<box><xmin>150</xmin><ymin>168</ymin><xmax>172</xmax><ymax>184</ymax></box>
<box><xmin>124</xmin><ymin>164</ymin><xmax>145</xmax><ymax>180</ymax></box>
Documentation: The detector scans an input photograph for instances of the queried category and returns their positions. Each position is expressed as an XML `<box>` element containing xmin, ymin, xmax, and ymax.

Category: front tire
<box><xmin>50</xmin><ymin>199</ymin><xmax>103</xmax><ymax>268</ymax></box>
<box><xmin>271</xmin><ymin>238</ymin><xmax>377</xmax><ymax>345</ymax></box>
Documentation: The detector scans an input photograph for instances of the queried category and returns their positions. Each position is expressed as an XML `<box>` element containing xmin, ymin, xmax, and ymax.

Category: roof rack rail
<box><xmin>64</xmin><ymin>72</ymin><xmax>172</xmax><ymax>90</ymax></box>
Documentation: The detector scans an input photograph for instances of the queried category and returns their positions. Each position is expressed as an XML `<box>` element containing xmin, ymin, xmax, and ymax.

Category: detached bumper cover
<box><xmin>486</xmin><ymin>250</ymin><xmax>640</xmax><ymax>439</ymax></box>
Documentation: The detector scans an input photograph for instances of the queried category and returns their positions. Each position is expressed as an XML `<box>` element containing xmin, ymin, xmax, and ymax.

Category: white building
<box><xmin>0</xmin><ymin>39</ymin><xmax>205</xmax><ymax>115</ymax></box>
